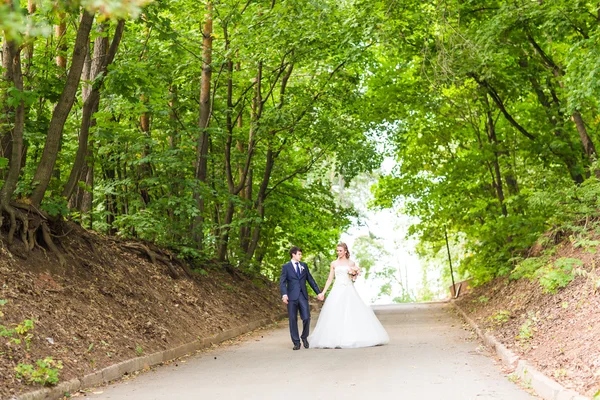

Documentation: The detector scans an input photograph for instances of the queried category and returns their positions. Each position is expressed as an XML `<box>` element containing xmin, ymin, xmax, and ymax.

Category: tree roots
<box><xmin>121</xmin><ymin>242</ymin><xmax>193</xmax><ymax>279</ymax></box>
<box><xmin>0</xmin><ymin>201</ymin><xmax>66</xmax><ymax>267</ymax></box>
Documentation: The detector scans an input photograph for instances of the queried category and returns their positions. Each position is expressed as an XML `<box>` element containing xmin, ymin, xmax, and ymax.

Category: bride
<box><xmin>309</xmin><ymin>243</ymin><xmax>389</xmax><ymax>349</ymax></box>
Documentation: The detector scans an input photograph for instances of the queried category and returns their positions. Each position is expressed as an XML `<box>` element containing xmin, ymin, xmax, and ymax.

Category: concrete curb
<box><xmin>13</xmin><ymin>312</ymin><xmax>288</xmax><ymax>400</ymax></box>
<box><xmin>452</xmin><ymin>301</ymin><xmax>589</xmax><ymax>400</ymax></box>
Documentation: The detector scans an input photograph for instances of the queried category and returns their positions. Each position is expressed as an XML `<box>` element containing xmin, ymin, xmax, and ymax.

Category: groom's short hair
<box><xmin>289</xmin><ymin>246</ymin><xmax>302</xmax><ymax>257</ymax></box>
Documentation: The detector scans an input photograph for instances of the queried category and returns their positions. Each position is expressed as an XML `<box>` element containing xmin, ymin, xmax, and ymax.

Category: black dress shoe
<box><xmin>293</xmin><ymin>343</ymin><xmax>301</xmax><ymax>350</ymax></box>
<box><xmin>302</xmin><ymin>339</ymin><xmax>309</xmax><ymax>349</ymax></box>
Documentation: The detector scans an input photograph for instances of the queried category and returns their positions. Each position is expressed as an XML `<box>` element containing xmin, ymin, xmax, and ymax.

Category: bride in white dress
<box><xmin>309</xmin><ymin>243</ymin><xmax>389</xmax><ymax>349</ymax></box>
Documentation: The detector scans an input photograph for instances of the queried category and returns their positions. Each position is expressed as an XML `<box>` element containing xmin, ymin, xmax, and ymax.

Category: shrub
<box><xmin>15</xmin><ymin>357</ymin><xmax>63</xmax><ymax>386</ymax></box>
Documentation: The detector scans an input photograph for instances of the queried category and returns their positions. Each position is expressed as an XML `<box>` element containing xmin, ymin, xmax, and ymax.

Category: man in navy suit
<box><xmin>280</xmin><ymin>246</ymin><xmax>324</xmax><ymax>350</ymax></box>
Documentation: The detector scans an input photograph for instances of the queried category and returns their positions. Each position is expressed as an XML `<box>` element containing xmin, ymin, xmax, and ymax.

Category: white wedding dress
<box><xmin>309</xmin><ymin>265</ymin><xmax>389</xmax><ymax>348</ymax></box>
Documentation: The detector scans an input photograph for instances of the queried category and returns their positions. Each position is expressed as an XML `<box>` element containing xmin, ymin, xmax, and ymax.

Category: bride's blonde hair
<box><xmin>336</xmin><ymin>242</ymin><xmax>350</xmax><ymax>258</ymax></box>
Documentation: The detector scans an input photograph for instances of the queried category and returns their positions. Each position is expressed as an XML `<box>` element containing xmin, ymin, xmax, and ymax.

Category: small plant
<box><xmin>0</xmin><ymin>299</ymin><xmax>7</xmax><ymax>318</ymax></box>
<box><xmin>477</xmin><ymin>296</ymin><xmax>489</xmax><ymax>303</ymax></box>
<box><xmin>135</xmin><ymin>345</ymin><xmax>144</xmax><ymax>356</ymax></box>
<box><xmin>15</xmin><ymin>319</ymin><xmax>35</xmax><ymax>351</ymax></box>
<box><xmin>15</xmin><ymin>357</ymin><xmax>63</xmax><ymax>386</ymax></box>
<box><xmin>0</xmin><ymin>324</ymin><xmax>15</xmax><ymax>337</ymax></box>
<box><xmin>0</xmin><ymin>318</ymin><xmax>35</xmax><ymax>350</ymax></box>
<box><xmin>510</xmin><ymin>256</ymin><xmax>548</xmax><ymax>280</ymax></box>
<box><xmin>15</xmin><ymin>319</ymin><xmax>34</xmax><ymax>335</ymax></box>
<box><xmin>517</xmin><ymin>319</ymin><xmax>535</xmax><ymax>340</ymax></box>
<box><xmin>517</xmin><ymin>312</ymin><xmax>539</xmax><ymax>341</ymax></box>
<box><xmin>553</xmin><ymin>368</ymin><xmax>568</xmax><ymax>378</ymax></box>
<box><xmin>489</xmin><ymin>310</ymin><xmax>511</xmax><ymax>325</ymax></box>
<box><xmin>222</xmin><ymin>283</ymin><xmax>235</xmax><ymax>292</ymax></box>
<box><xmin>537</xmin><ymin>257</ymin><xmax>582</xmax><ymax>293</ymax></box>
<box><xmin>572</xmin><ymin>237</ymin><xmax>599</xmax><ymax>253</ymax></box>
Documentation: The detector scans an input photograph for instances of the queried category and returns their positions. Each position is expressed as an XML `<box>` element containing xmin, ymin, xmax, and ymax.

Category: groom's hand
<box><xmin>317</xmin><ymin>293</ymin><xmax>325</xmax><ymax>301</ymax></box>
<box><xmin>282</xmin><ymin>295</ymin><xmax>289</xmax><ymax>304</ymax></box>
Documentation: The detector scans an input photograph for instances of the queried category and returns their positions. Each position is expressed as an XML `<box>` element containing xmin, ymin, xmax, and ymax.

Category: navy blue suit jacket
<box><xmin>280</xmin><ymin>261</ymin><xmax>320</xmax><ymax>301</ymax></box>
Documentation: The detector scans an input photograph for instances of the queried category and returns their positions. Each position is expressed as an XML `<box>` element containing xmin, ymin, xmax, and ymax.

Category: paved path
<box><xmin>89</xmin><ymin>303</ymin><xmax>534</xmax><ymax>400</ymax></box>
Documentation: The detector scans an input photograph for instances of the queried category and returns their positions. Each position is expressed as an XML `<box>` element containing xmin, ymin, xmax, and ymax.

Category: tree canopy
<box><xmin>2</xmin><ymin>0</ymin><xmax>600</xmax><ymax>286</ymax></box>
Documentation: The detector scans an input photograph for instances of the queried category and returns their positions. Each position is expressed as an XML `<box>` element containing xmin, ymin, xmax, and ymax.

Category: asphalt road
<box><xmin>88</xmin><ymin>303</ymin><xmax>535</xmax><ymax>400</ymax></box>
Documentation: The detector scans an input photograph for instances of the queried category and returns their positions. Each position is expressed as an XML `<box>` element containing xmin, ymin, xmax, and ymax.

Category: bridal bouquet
<box><xmin>348</xmin><ymin>266</ymin><xmax>360</xmax><ymax>282</ymax></box>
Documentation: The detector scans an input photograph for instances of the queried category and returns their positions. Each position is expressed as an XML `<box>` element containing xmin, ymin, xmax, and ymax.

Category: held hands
<box><xmin>282</xmin><ymin>294</ymin><xmax>323</xmax><ymax>303</ymax></box>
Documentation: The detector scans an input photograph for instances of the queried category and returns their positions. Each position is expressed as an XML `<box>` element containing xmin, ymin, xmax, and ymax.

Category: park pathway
<box><xmin>89</xmin><ymin>303</ymin><xmax>534</xmax><ymax>400</ymax></box>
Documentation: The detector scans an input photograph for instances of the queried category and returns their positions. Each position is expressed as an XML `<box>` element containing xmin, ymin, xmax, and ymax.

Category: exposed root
<box><xmin>120</xmin><ymin>242</ymin><xmax>194</xmax><ymax>279</ymax></box>
<box><xmin>27</xmin><ymin>229</ymin><xmax>35</xmax><ymax>251</ymax></box>
<box><xmin>123</xmin><ymin>242</ymin><xmax>157</xmax><ymax>263</ymax></box>
<box><xmin>1</xmin><ymin>201</ymin><xmax>67</xmax><ymax>267</ymax></box>
<box><xmin>0</xmin><ymin>201</ymin><xmax>17</xmax><ymax>245</ymax></box>
<box><xmin>41</xmin><ymin>222</ymin><xmax>66</xmax><ymax>267</ymax></box>
<box><xmin>16</xmin><ymin>210</ymin><xmax>28</xmax><ymax>247</ymax></box>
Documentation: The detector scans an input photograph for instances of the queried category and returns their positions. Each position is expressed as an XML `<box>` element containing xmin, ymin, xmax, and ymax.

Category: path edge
<box><xmin>13</xmin><ymin>312</ymin><xmax>288</xmax><ymax>400</ymax></box>
<box><xmin>451</xmin><ymin>301</ymin><xmax>589</xmax><ymax>400</ymax></box>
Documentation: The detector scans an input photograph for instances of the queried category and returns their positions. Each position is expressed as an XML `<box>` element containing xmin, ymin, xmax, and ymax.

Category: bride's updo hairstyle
<box><xmin>337</xmin><ymin>242</ymin><xmax>350</xmax><ymax>258</ymax></box>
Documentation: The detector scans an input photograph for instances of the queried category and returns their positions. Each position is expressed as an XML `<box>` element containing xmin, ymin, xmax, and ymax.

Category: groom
<box><xmin>280</xmin><ymin>246</ymin><xmax>324</xmax><ymax>350</ymax></box>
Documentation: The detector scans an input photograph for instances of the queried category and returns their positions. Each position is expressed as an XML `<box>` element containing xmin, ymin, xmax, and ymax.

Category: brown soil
<box><xmin>0</xmin><ymin>223</ymin><xmax>283</xmax><ymax>400</ymax></box>
<box><xmin>456</xmin><ymin>240</ymin><xmax>600</xmax><ymax>397</ymax></box>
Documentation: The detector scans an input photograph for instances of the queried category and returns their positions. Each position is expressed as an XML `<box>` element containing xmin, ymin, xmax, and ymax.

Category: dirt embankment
<box><xmin>457</xmin><ymin>240</ymin><xmax>600</xmax><ymax>397</ymax></box>
<box><xmin>0</xmin><ymin>223</ymin><xmax>283</xmax><ymax>399</ymax></box>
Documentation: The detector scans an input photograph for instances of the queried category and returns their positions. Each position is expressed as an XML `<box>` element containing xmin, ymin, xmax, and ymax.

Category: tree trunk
<box><xmin>239</xmin><ymin>168</ymin><xmax>252</xmax><ymax>253</ymax></box>
<box><xmin>0</xmin><ymin>40</ymin><xmax>26</xmax><ymax>244</ymax></box>
<box><xmin>102</xmin><ymin>160</ymin><xmax>117</xmax><ymax>235</ymax></box>
<box><xmin>69</xmin><ymin>51</ymin><xmax>92</xmax><ymax>212</ymax></box>
<box><xmin>526</xmin><ymin>33</ymin><xmax>598</xmax><ymax>165</ymax></box>
<box><xmin>246</xmin><ymin>149</ymin><xmax>275</xmax><ymax>260</ymax></box>
<box><xmin>1</xmin><ymin>40</ymin><xmax>13</xmax><ymax>170</ymax></box>
<box><xmin>63</xmin><ymin>19</ymin><xmax>125</xmax><ymax>201</ymax></box>
<box><xmin>244</xmin><ymin>61</ymin><xmax>295</xmax><ymax>260</ymax></box>
<box><xmin>486</xmin><ymin>106</ymin><xmax>507</xmax><ymax>217</ymax></box>
<box><xmin>139</xmin><ymin>94</ymin><xmax>152</xmax><ymax>205</ymax></box>
<box><xmin>29</xmin><ymin>11</ymin><xmax>94</xmax><ymax>207</ymax></box>
<box><xmin>216</xmin><ymin>201</ymin><xmax>235</xmax><ymax>261</ymax></box>
<box><xmin>527</xmin><ymin>73</ymin><xmax>584</xmax><ymax>183</ymax></box>
<box><xmin>55</xmin><ymin>12</ymin><xmax>67</xmax><ymax>70</ymax></box>
<box><xmin>193</xmin><ymin>0</ymin><xmax>213</xmax><ymax>249</ymax></box>
<box><xmin>572</xmin><ymin>111</ymin><xmax>597</xmax><ymax>160</ymax></box>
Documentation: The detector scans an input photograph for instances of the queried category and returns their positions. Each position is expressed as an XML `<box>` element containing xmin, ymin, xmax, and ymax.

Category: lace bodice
<box><xmin>334</xmin><ymin>265</ymin><xmax>353</xmax><ymax>287</ymax></box>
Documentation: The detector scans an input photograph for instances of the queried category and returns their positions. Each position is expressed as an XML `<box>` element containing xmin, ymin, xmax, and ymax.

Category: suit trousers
<box><xmin>287</xmin><ymin>295</ymin><xmax>310</xmax><ymax>345</ymax></box>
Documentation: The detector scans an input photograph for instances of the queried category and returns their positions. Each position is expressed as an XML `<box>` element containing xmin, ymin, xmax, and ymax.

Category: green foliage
<box><xmin>572</xmin><ymin>237</ymin><xmax>599</xmax><ymax>253</ymax></box>
<box><xmin>517</xmin><ymin>318</ymin><xmax>536</xmax><ymax>341</ymax></box>
<box><xmin>0</xmin><ymin>318</ymin><xmax>35</xmax><ymax>350</ymax></box>
<box><xmin>4</xmin><ymin>0</ymin><xmax>600</xmax><ymax>299</ymax></box>
<box><xmin>0</xmin><ymin>0</ymin><xmax>381</xmax><ymax>280</ymax></box>
<box><xmin>15</xmin><ymin>357</ymin><xmax>63</xmax><ymax>386</ymax></box>
<box><xmin>40</xmin><ymin>197</ymin><xmax>70</xmax><ymax>218</ymax></box>
<box><xmin>489</xmin><ymin>310</ymin><xmax>511</xmax><ymax>325</ymax></box>
<box><xmin>15</xmin><ymin>319</ymin><xmax>34</xmax><ymax>335</ymax></box>
<box><xmin>0</xmin><ymin>324</ymin><xmax>15</xmax><ymax>338</ymax></box>
<box><xmin>353</xmin><ymin>234</ymin><xmax>388</xmax><ymax>279</ymax></box>
<box><xmin>135</xmin><ymin>345</ymin><xmax>143</xmax><ymax>356</ymax></box>
<box><xmin>537</xmin><ymin>258</ymin><xmax>582</xmax><ymax>294</ymax></box>
<box><xmin>510</xmin><ymin>256</ymin><xmax>549</xmax><ymax>281</ymax></box>
<box><xmin>368</xmin><ymin>0</ymin><xmax>600</xmax><ymax>286</ymax></box>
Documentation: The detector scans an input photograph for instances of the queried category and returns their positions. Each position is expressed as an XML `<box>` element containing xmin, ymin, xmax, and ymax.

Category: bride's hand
<box><xmin>317</xmin><ymin>292</ymin><xmax>325</xmax><ymax>301</ymax></box>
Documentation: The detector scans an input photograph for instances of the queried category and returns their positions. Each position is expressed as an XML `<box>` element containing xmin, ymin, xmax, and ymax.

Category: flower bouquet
<box><xmin>348</xmin><ymin>266</ymin><xmax>360</xmax><ymax>282</ymax></box>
